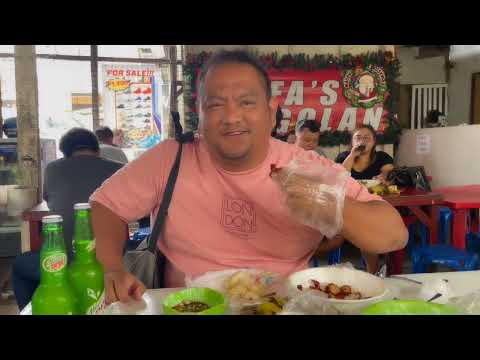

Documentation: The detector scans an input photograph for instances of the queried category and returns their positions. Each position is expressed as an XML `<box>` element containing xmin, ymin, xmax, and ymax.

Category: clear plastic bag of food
<box><xmin>279</xmin><ymin>290</ymin><xmax>342</xmax><ymax>315</ymax></box>
<box><xmin>270</xmin><ymin>154</ymin><xmax>349</xmax><ymax>239</ymax></box>
<box><xmin>185</xmin><ymin>269</ymin><xmax>287</xmax><ymax>314</ymax></box>
<box><xmin>445</xmin><ymin>290</ymin><xmax>480</xmax><ymax>314</ymax></box>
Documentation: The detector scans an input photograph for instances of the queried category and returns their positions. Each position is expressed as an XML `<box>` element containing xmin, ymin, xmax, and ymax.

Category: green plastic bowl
<box><xmin>361</xmin><ymin>300</ymin><xmax>461</xmax><ymax>315</ymax></box>
<box><xmin>162</xmin><ymin>288</ymin><xmax>226</xmax><ymax>315</ymax></box>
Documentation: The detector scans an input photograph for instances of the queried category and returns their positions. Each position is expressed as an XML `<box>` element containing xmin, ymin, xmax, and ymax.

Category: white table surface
<box><xmin>21</xmin><ymin>271</ymin><xmax>480</xmax><ymax>315</ymax></box>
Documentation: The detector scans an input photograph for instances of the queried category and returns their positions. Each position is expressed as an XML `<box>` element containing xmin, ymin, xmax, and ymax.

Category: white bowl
<box><xmin>286</xmin><ymin>267</ymin><xmax>389</xmax><ymax>314</ymax></box>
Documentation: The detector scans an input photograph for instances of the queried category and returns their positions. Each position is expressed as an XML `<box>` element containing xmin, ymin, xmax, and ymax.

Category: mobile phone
<box><xmin>356</xmin><ymin>144</ymin><xmax>366</xmax><ymax>152</ymax></box>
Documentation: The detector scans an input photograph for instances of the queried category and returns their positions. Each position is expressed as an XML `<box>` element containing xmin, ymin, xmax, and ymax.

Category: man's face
<box><xmin>296</xmin><ymin>128</ymin><xmax>320</xmax><ymax>151</ymax></box>
<box><xmin>198</xmin><ymin>63</ymin><xmax>276</xmax><ymax>170</ymax></box>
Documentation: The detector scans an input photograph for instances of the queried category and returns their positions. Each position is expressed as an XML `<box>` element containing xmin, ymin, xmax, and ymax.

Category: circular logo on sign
<box><xmin>342</xmin><ymin>65</ymin><xmax>387</xmax><ymax>108</ymax></box>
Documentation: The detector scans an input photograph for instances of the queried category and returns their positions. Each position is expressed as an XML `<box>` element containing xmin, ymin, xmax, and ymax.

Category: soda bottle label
<box><xmin>42</xmin><ymin>253</ymin><xmax>67</xmax><ymax>272</ymax></box>
<box><xmin>86</xmin><ymin>289</ymin><xmax>106</xmax><ymax>315</ymax></box>
<box><xmin>75</xmin><ymin>239</ymin><xmax>96</xmax><ymax>253</ymax></box>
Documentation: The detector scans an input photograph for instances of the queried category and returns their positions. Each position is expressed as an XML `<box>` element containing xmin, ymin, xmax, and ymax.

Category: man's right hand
<box><xmin>104</xmin><ymin>269</ymin><xmax>146</xmax><ymax>304</ymax></box>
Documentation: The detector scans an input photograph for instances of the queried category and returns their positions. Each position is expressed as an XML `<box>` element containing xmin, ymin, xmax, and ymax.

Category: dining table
<box><xmin>20</xmin><ymin>270</ymin><xmax>480</xmax><ymax>315</ymax></box>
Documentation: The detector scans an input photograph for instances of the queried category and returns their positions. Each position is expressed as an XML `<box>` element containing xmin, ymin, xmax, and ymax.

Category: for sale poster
<box><xmin>102</xmin><ymin>64</ymin><xmax>165</xmax><ymax>149</ymax></box>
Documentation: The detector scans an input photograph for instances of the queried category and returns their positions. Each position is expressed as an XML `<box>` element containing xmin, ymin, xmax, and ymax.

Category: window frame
<box><xmin>0</xmin><ymin>45</ymin><xmax>184</xmax><ymax>130</ymax></box>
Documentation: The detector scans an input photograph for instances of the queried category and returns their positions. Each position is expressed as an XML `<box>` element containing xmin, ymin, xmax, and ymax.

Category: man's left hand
<box><xmin>271</xmin><ymin>156</ymin><xmax>349</xmax><ymax>239</ymax></box>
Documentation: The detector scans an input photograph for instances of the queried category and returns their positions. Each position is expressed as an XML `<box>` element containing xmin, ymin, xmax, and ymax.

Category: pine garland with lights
<box><xmin>184</xmin><ymin>50</ymin><xmax>402</xmax><ymax>146</ymax></box>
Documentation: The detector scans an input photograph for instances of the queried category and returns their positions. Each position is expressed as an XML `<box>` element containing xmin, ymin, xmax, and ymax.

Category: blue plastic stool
<box><xmin>411</xmin><ymin>207</ymin><xmax>479</xmax><ymax>272</ymax></box>
<box><xmin>310</xmin><ymin>248</ymin><xmax>342</xmax><ymax>267</ymax></box>
<box><xmin>418</xmin><ymin>206</ymin><xmax>453</xmax><ymax>245</ymax></box>
<box><xmin>411</xmin><ymin>244</ymin><xmax>479</xmax><ymax>273</ymax></box>
<box><xmin>328</xmin><ymin>248</ymin><xmax>341</xmax><ymax>265</ymax></box>
<box><xmin>405</xmin><ymin>223</ymin><xmax>419</xmax><ymax>256</ymax></box>
<box><xmin>466</xmin><ymin>233</ymin><xmax>480</xmax><ymax>253</ymax></box>
<box><xmin>132</xmin><ymin>227</ymin><xmax>151</xmax><ymax>242</ymax></box>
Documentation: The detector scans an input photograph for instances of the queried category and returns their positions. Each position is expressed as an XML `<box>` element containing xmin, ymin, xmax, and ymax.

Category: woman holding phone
<box><xmin>334</xmin><ymin>125</ymin><xmax>395</xmax><ymax>274</ymax></box>
<box><xmin>335</xmin><ymin>125</ymin><xmax>394</xmax><ymax>183</ymax></box>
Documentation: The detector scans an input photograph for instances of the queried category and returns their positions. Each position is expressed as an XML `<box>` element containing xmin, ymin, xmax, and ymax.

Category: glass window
<box><xmin>0</xmin><ymin>58</ymin><xmax>17</xmax><ymax>120</ymax></box>
<box><xmin>0</xmin><ymin>45</ymin><xmax>14</xmax><ymax>54</ymax></box>
<box><xmin>98</xmin><ymin>45</ymin><xmax>166</xmax><ymax>59</ymax></box>
<box><xmin>35</xmin><ymin>45</ymin><xmax>91</xmax><ymax>56</ymax></box>
<box><xmin>37</xmin><ymin>59</ymin><xmax>93</xmax><ymax>157</ymax></box>
<box><xmin>176</xmin><ymin>45</ymin><xmax>184</xmax><ymax>60</ymax></box>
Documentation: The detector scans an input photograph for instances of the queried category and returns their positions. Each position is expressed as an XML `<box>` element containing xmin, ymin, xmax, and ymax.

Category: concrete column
<box><xmin>14</xmin><ymin>45</ymin><xmax>40</xmax><ymax>198</ymax></box>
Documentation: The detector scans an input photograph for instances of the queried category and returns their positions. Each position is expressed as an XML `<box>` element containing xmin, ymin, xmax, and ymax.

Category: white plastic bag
<box><xmin>280</xmin><ymin>290</ymin><xmax>341</xmax><ymax>315</ymax></box>
<box><xmin>446</xmin><ymin>290</ymin><xmax>480</xmax><ymax>314</ymax></box>
<box><xmin>418</xmin><ymin>279</ymin><xmax>453</xmax><ymax>304</ymax></box>
<box><xmin>271</xmin><ymin>154</ymin><xmax>349</xmax><ymax>238</ymax></box>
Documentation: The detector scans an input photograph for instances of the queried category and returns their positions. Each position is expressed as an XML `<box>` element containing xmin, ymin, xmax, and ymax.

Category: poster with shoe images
<box><xmin>101</xmin><ymin>64</ymin><xmax>165</xmax><ymax>149</ymax></box>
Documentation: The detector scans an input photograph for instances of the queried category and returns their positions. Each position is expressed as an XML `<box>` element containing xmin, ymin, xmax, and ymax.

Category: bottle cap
<box><xmin>42</xmin><ymin>215</ymin><xmax>63</xmax><ymax>224</ymax></box>
<box><xmin>74</xmin><ymin>203</ymin><xmax>91</xmax><ymax>210</ymax></box>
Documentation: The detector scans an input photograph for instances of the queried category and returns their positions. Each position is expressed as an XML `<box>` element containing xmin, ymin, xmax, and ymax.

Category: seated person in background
<box><xmin>295</xmin><ymin>120</ymin><xmax>326</xmax><ymax>157</ymax></box>
<box><xmin>335</xmin><ymin>124</ymin><xmax>395</xmax><ymax>274</ymax></box>
<box><xmin>95</xmin><ymin>126</ymin><xmax>129</xmax><ymax>164</ymax></box>
<box><xmin>335</xmin><ymin>125</ymin><xmax>394</xmax><ymax>184</ymax></box>
<box><xmin>113</xmin><ymin>129</ymin><xmax>125</xmax><ymax>147</ymax></box>
<box><xmin>11</xmin><ymin>128</ymin><xmax>124</xmax><ymax>311</ymax></box>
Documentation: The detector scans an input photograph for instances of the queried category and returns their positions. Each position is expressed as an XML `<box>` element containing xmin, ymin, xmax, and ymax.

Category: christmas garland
<box><xmin>183</xmin><ymin>50</ymin><xmax>402</xmax><ymax>146</ymax></box>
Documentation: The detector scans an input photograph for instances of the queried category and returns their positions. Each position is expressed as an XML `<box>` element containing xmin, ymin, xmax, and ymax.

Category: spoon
<box><xmin>388</xmin><ymin>275</ymin><xmax>423</xmax><ymax>285</ymax></box>
<box><xmin>427</xmin><ymin>293</ymin><xmax>442</xmax><ymax>302</ymax></box>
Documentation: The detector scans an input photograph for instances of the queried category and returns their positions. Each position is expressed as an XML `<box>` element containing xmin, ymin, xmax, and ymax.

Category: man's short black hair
<box><xmin>298</xmin><ymin>120</ymin><xmax>320</xmax><ymax>134</ymax></box>
<box><xmin>59</xmin><ymin>127</ymin><xmax>100</xmax><ymax>158</ymax></box>
<box><xmin>95</xmin><ymin>126</ymin><xmax>114</xmax><ymax>142</ymax></box>
<box><xmin>198</xmin><ymin>50</ymin><xmax>271</xmax><ymax>100</ymax></box>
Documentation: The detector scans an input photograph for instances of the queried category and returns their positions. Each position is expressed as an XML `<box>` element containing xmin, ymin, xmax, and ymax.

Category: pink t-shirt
<box><xmin>90</xmin><ymin>136</ymin><xmax>382</xmax><ymax>287</ymax></box>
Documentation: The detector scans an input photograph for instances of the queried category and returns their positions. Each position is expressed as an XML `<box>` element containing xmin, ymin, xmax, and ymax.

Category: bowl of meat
<box><xmin>286</xmin><ymin>266</ymin><xmax>389</xmax><ymax>314</ymax></box>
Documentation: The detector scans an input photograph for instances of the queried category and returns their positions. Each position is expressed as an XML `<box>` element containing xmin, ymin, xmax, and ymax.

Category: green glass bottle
<box><xmin>31</xmin><ymin>215</ymin><xmax>78</xmax><ymax>315</ymax></box>
<box><xmin>68</xmin><ymin>203</ymin><xmax>105</xmax><ymax>315</ymax></box>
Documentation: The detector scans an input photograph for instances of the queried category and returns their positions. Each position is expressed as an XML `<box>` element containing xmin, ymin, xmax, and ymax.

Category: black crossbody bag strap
<box><xmin>147</xmin><ymin>141</ymin><xmax>183</xmax><ymax>253</ymax></box>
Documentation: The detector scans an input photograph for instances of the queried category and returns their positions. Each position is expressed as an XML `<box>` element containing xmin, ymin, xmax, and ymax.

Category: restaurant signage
<box><xmin>270</xmin><ymin>66</ymin><xmax>389</xmax><ymax>135</ymax></box>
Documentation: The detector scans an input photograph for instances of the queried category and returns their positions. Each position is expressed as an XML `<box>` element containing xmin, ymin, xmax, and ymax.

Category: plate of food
<box><xmin>239</xmin><ymin>296</ymin><xmax>287</xmax><ymax>315</ymax></box>
<box><xmin>286</xmin><ymin>266</ymin><xmax>389</xmax><ymax>314</ymax></box>
<box><xmin>367</xmin><ymin>183</ymin><xmax>401</xmax><ymax>196</ymax></box>
<box><xmin>358</xmin><ymin>179</ymin><xmax>381</xmax><ymax>189</ymax></box>
<box><xmin>358</xmin><ymin>180</ymin><xmax>401</xmax><ymax>196</ymax></box>
<box><xmin>185</xmin><ymin>269</ymin><xmax>287</xmax><ymax>314</ymax></box>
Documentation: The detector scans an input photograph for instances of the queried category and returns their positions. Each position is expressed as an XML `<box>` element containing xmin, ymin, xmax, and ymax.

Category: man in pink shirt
<box><xmin>90</xmin><ymin>50</ymin><xmax>408</xmax><ymax>304</ymax></box>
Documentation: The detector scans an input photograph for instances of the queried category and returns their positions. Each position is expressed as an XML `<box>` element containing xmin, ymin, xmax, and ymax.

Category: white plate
<box><xmin>186</xmin><ymin>269</ymin><xmax>285</xmax><ymax>314</ymax></box>
<box><xmin>358</xmin><ymin>179</ymin><xmax>381</xmax><ymax>188</ymax></box>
